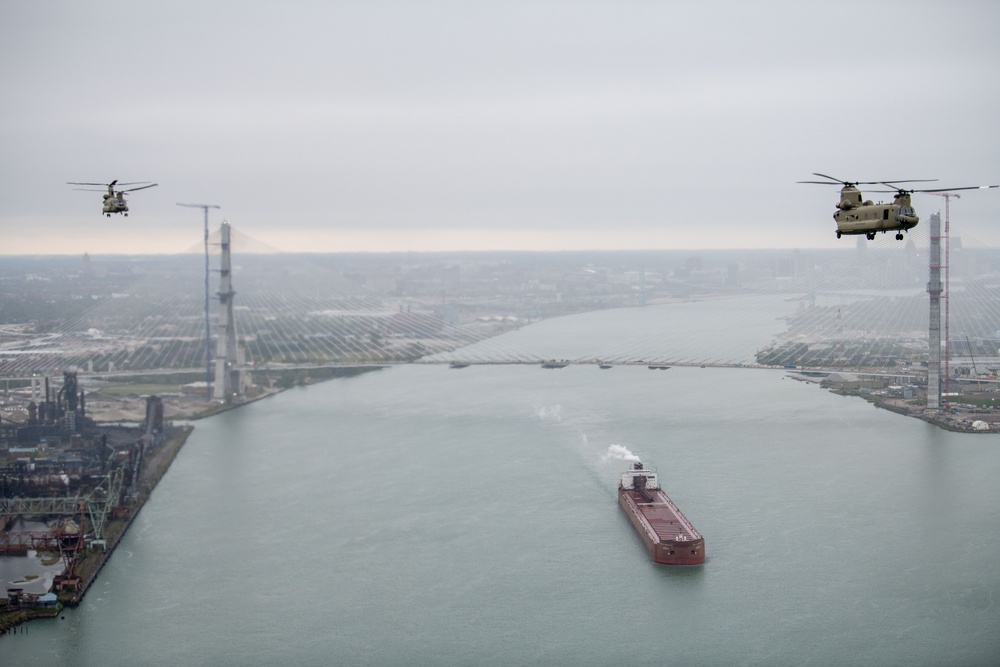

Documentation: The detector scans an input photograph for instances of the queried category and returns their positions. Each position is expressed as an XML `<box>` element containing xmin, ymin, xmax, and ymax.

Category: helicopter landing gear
<box><xmin>866</xmin><ymin>232</ymin><xmax>876</xmax><ymax>240</ymax></box>
<box><xmin>836</xmin><ymin>231</ymin><xmax>842</xmax><ymax>239</ymax></box>
<box><xmin>895</xmin><ymin>233</ymin><xmax>904</xmax><ymax>240</ymax></box>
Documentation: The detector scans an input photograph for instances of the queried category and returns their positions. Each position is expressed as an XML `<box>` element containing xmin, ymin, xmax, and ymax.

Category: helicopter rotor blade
<box><xmin>67</xmin><ymin>180</ymin><xmax>151</xmax><ymax>187</ymax></box>
<box><xmin>918</xmin><ymin>184</ymin><xmax>999</xmax><ymax>193</ymax></box>
<box><xmin>869</xmin><ymin>184</ymin><xmax>999</xmax><ymax>195</ymax></box>
<box><xmin>802</xmin><ymin>173</ymin><xmax>939</xmax><ymax>188</ymax></box>
<box><xmin>802</xmin><ymin>173</ymin><xmax>888</xmax><ymax>187</ymax></box>
<box><xmin>810</xmin><ymin>173</ymin><xmax>846</xmax><ymax>183</ymax></box>
<box><xmin>877</xmin><ymin>182</ymin><xmax>917</xmax><ymax>192</ymax></box>
<box><xmin>120</xmin><ymin>183</ymin><xmax>159</xmax><ymax>193</ymax></box>
<box><xmin>867</xmin><ymin>178</ymin><xmax>938</xmax><ymax>193</ymax></box>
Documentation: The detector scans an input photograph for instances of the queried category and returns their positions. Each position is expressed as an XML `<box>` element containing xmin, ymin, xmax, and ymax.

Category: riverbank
<box><xmin>827</xmin><ymin>386</ymin><xmax>1000</xmax><ymax>433</ymax></box>
<box><xmin>83</xmin><ymin>366</ymin><xmax>385</xmax><ymax>424</ymax></box>
<box><xmin>0</xmin><ymin>425</ymin><xmax>192</xmax><ymax>635</ymax></box>
<box><xmin>66</xmin><ymin>425</ymin><xmax>194</xmax><ymax>605</ymax></box>
<box><xmin>1</xmin><ymin>366</ymin><xmax>385</xmax><ymax>636</ymax></box>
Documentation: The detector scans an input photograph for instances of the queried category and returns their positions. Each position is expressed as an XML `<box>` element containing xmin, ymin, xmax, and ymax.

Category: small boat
<box><xmin>449</xmin><ymin>363</ymin><xmax>470</xmax><ymax>369</ymax></box>
<box><xmin>647</xmin><ymin>365</ymin><xmax>671</xmax><ymax>370</ymax></box>
<box><xmin>599</xmin><ymin>364</ymin><xmax>613</xmax><ymax>370</ymax></box>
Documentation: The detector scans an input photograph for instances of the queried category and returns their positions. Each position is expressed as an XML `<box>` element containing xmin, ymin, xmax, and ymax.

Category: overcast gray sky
<box><xmin>2</xmin><ymin>1</ymin><xmax>998</xmax><ymax>254</ymax></box>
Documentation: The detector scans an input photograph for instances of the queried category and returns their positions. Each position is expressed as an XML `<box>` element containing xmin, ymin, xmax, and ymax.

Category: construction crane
<box><xmin>966</xmin><ymin>335</ymin><xmax>979</xmax><ymax>378</ymax></box>
<box><xmin>177</xmin><ymin>203</ymin><xmax>221</xmax><ymax>400</ymax></box>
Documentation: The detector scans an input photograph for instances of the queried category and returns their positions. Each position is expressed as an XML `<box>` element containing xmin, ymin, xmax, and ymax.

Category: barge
<box><xmin>618</xmin><ymin>462</ymin><xmax>705</xmax><ymax>565</ymax></box>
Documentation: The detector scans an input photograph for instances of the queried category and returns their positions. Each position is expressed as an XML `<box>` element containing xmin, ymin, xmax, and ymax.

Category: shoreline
<box><xmin>0</xmin><ymin>426</ymin><xmax>192</xmax><ymax>635</ymax></box>
<box><xmin>827</xmin><ymin>386</ymin><xmax>999</xmax><ymax>433</ymax></box>
<box><xmin>67</xmin><ymin>425</ymin><xmax>194</xmax><ymax>606</ymax></box>
<box><xmin>1</xmin><ymin>367</ymin><xmax>383</xmax><ymax>636</ymax></box>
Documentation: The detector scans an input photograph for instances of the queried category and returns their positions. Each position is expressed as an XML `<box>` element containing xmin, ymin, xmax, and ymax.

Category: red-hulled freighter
<box><xmin>618</xmin><ymin>462</ymin><xmax>705</xmax><ymax>565</ymax></box>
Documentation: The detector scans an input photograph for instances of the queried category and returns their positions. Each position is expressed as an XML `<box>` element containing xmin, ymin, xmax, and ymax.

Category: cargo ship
<box><xmin>618</xmin><ymin>462</ymin><xmax>705</xmax><ymax>565</ymax></box>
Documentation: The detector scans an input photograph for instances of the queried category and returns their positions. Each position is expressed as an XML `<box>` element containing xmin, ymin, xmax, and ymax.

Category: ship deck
<box><xmin>623</xmin><ymin>489</ymin><xmax>702</xmax><ymax>543</ymax></box>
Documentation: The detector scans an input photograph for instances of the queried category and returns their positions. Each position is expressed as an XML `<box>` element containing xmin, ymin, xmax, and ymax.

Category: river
<box><xmin>2</xmin><ymin>299</ymin><xmax>999</xmax><ymax>666</ymax></box>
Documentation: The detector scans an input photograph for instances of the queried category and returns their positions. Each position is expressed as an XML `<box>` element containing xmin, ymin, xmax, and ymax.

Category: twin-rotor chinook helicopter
<box><xmin>66</xmin><ymin>173</ymin><xmax>996</xmax><ymax>231</ymax></box>
<box><xmin>66</xmin><ymin>179</ymin><xmax>158</xmax><ymax>217</ymax></box>
<box><xmin>800</xmin><ymin>173</ymin><xmax>998</xmax><ymax>241</ymax></box>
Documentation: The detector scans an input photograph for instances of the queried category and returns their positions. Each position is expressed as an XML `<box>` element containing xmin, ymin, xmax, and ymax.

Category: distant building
<box><xmin>726</xmin><ymin>263</ymin><xmax>739</xmax><ymax>287</ymax></box>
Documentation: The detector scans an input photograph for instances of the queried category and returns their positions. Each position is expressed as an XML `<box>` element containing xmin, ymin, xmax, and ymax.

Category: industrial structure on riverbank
<box><xmin>0</xmin><ymin>370</ymin><xmax>190</xmax><ymax>630</ymax></box>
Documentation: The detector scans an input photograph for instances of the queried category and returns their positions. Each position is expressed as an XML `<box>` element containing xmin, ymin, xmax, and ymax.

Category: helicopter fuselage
<box><xmin>833</xmin><ymin>187</ymin><xmax>917</xmax><ymax>240</ymax></box>
<box><xmin>802</xmin><ymin>173</ymin><xmax>998</xmax><ymax>242</ymax></box>
<box><xmin>101</xmin><ymin>189</ymin><xmax>129</xmax><ymax>216</ymax></box>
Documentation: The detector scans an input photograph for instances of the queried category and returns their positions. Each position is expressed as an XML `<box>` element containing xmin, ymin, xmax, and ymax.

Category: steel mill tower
<box><xmin>213</xmin><ymin>221</ymin><xmax>248</xmax><ymax>401</ymax></box>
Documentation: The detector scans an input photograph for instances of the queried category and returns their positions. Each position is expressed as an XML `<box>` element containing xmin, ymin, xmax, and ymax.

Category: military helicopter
<box><xmin>799</xmin><ymin>173</ymin><xmax>998</xmax><ymax>241</ymax></box>
<box><xmin>66</xmin><ymin>179</ymin><xmax>158</xmax><ymax>217</ymax></box>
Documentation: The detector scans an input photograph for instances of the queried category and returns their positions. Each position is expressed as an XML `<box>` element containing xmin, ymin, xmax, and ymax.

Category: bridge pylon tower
<box><xmin>927</xmin><ymin>212</ymin><xmax>943</xmax><ymax>411</ymax></box>
<box><xmin>214</xmin><ymin>221</ymin><xmax>249</xmax><ymax>401</ymax></box>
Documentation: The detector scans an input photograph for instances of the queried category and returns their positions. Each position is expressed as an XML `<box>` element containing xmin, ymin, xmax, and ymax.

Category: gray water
<box><xmin>3</xmin><ymin>303</ymin><xmax>1000</xmax><ymax>666</ymax></box>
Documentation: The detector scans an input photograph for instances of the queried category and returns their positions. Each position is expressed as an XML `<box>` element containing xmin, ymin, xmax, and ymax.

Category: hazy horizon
<box><xmin>0</xmin><ymin>238</ymin><xmax>924</xmax><ymax>259</ymax></box>
<box><xmin>2</xmin><ymin>1</ymin><xmax>998</xmax><ymax>255</ymax></box>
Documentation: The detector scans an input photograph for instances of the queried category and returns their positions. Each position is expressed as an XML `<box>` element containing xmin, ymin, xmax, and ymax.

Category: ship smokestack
<box><xmin>632</xmin><ymin>471</ymin><xmax>655</xmax><ymax>503</ymax></box>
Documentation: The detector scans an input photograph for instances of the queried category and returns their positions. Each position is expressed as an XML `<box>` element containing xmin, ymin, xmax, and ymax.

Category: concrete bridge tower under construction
<box><xmin>927</xmin><ymin>212</ymin><xmax>943</xmax><ymax>411</ymax></box>
<box><xmin>214</xmin><ymin>221</ymin><xmax>251</xmax><ymax>401</ymax></box>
